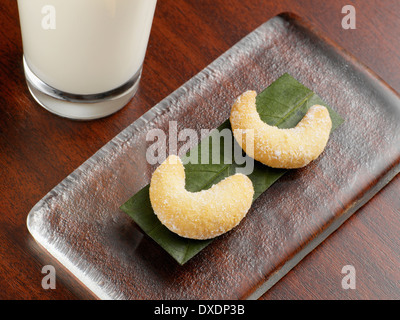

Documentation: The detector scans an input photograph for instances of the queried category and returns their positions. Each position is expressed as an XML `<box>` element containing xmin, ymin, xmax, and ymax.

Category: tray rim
<box><xmin>27</xmin><ymin>12</ymin><xmax>400</xmax><ymax>300</ymax></box>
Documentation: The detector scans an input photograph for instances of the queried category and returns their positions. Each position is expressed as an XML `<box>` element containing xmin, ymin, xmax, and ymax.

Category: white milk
<box><xmin>18</xmin><ymin>0</ymin><xmax>157</xmax><ymax>95</ymax></box>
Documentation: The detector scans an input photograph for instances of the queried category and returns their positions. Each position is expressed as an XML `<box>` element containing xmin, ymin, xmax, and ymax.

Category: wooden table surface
<box><xmin>0</xmin><ymin>0</ymin><xmax>399</xmax><ymax>300</ymax></box>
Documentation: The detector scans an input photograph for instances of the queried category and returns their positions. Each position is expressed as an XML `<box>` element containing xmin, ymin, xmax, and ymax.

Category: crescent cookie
<box><xmin>230</xmin><ymin>90</ymin><xmax>332</xmax><ymax>169</ymax></box>
<box><xmin>149</xmin><ymin>155</ymin><xmax>254</xmax><ymax>240</ymax></box>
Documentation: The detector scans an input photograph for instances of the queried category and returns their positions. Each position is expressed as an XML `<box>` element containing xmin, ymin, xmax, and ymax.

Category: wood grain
<box><xmin>0</xmin><ymin>0</ymin><xmax>399</xmax><ymax>299</ymax></box>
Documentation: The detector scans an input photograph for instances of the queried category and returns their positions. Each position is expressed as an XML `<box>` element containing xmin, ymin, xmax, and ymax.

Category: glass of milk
<box><xmin>17</xmin><ymin>0</ymin><xmax>157</xmax><ymax>120</ymax></box>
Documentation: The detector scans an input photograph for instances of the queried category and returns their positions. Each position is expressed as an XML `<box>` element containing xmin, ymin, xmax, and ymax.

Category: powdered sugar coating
<box><xmin>149</xmin><ymin>155</ymin><xmax>254</xmax><ymax>240</ymax></box>
<box><xmin>230</xmin><ymin>90</ymin><xmax>332</xmax><ymax>168</ymax></box>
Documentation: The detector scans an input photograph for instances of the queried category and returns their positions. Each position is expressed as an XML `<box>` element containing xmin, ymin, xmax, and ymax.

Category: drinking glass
<box><xmin>17</xmin><ymin>0</ymin><xmax>157</xmax><ymax>120</ymax></box>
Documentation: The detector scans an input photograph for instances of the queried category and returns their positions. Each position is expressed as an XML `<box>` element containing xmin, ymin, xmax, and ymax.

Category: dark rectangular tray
<box><xmin>27</xmin><ymin>13</ymin><xmax>400</xmax><ymax>299</ymax></box>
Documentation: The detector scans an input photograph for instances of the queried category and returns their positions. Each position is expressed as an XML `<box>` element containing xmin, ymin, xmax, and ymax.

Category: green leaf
<box><xmin>120</xmin><ymin>73</ymin><xmax>344</xmax><ymax>265</ymax></box>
